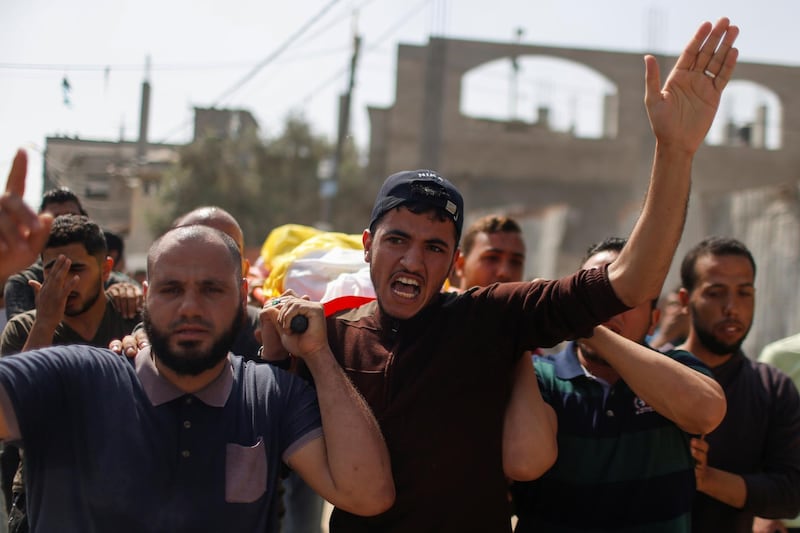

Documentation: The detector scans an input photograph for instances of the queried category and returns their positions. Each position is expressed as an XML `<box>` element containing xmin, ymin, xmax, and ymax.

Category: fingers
<box><xmin>5</xmin><ymin>149</ymin><xmax>27</xmax><ymax>196</ymax></box>
<box><xmin>690</xmin><ymin>436</ymin><xmax>709</xmax><ymax>465</ymax></box>
<box><xmin>692</xmin><ymin>18</ymin><xmax>729</xmax><ymax>73</ymax></box>
<box><xmin>672</xmin><ymin>18</ymin><xmax>740</xmax><ymax>89</ymax></box>
<box><xmin>113</xmin><ymin>331</ymin><xmax>150</xmax><ymax>358</ymax></box>
<box><xmin>0</xmin><ymin>149</ymin><xmax>51</xmax><ymax>278</ymax></box>
<box><xmin>673</xmin><ymin>20</ymin><xmax>713</xmax><ymax>71</ymax></box>
<box><xmin>700</xmin><ymin>19</ymin><xmax>740</xmax><ymax>89</ymax></box>
<box><xmin>28</xmin><ymin>279</ymin><xmax>42</xmax><ymax>296</ymax></box>
<box><xmin>27</xmin><ymin>213</ymin><xmax>53</xmax><ymax>253</ymax></box>
<box><xmin>107</xmin><ymin>282</ymin><xmax>143</xmax><ymax>319</ymax></box>
<box><xmin>712</xmin><ymin>46</ymin><xmax>739</xmax><ymax>92</ymax></box>
<box><xmin>642</xmin><ymin>55</ymin><xmax>662</xmax><ymax>110</ymax></box>
<box><xmin>265</xmin><ymin>295</ymin><xmax>311</xmax><ymax>333</ymax></box>
<box><xmin>258</xmin><ymin>303</ymin><xmax>291</xmax><ymax>361</ymax></box>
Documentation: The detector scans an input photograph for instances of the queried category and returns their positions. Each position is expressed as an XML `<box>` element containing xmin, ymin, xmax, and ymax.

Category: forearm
<box><xmin>607</xmin><ymin>144</ymin><xmax>692</xmax><ymax>307</ymax></box>
<box><xmin>502</xmin><ymin>355</ymin><xmax>557</xmax><ymax>481</ymax></box>
<box><xmin>303</xmin><ymin>347</ymin><xmax>394</xmax><ymax>514</ymax></box>
<box><xmin>588</xmin><ymin>327</ymin><xmax>725</xmax><ymax>434</ymax></box>
<box><xmin>699</xmin><ymin>466</ymin><xmax>747</xmax><ymax>509</ymax></box>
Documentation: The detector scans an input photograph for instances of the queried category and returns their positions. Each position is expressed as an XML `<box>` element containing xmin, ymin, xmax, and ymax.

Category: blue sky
<box><xmin>1</xmin><ymin>0</ymin><xmax>796</xmax><ymax>204</ymax></box>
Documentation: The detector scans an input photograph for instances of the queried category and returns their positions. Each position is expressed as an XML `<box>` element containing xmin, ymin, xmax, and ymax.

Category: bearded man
<box><xmin>677</xmin><ymin>236</ymin><xmax>800</xmax><ymax>532</ymax></box>
<box><xmin>0</xmin><ymin>224</ymin><xmax>393</xmax><ymax>532</ymax></box>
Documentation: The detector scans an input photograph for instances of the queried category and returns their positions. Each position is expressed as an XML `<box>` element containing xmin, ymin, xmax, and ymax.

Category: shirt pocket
<box><xmin>225</xmin><ymin>437</ymin><xmax>267</xmax><ymax>503</ymax></box>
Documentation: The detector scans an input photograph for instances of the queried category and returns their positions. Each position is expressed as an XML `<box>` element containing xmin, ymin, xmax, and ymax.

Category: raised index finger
<box><xmin>5</xmin><ymin>149</ymin><xmax>28</xmax><ymax>197</ymax></box>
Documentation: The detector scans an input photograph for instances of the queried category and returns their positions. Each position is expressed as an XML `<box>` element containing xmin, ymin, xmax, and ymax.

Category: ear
<box><xmin>362</xmin><ymin>229</ymin><xmax>373</xmax><ymax>263</ymax></box>
<box><xmin>101</xmin><ymin>256</ymin><xmax>113</xmax><ymax>282</ymax></box>
<box><xmin>453</xmin><ymin>249</ymin><xmax>465</xmax><ymax>278</ymax></box>
<box><xmin>678</xmin><ymin>287</ymin><xmax>690</xmax><ymax>307</ymax></box>
<box><xmin>142</xmin><ymin>280</ymin><xmax>149</xmax><ymax>298</ymax></box>
<box><xmin>240</xmin><ymin>277</ymin><xmax>249</xmax><ymax>307</ymax></box>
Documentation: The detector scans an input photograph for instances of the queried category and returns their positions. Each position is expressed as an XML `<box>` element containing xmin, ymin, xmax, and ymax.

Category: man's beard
<box><xmin>143</xmin><ymin>304</ymin><xmax>244</xmax><ymax>376</ymax></box>
<box><xmin>690</xmin><ymin>304</ymin><xmax>750</xmax><ymax>356</ymax></box>
<box><xmin>64</xmin><ymin>279</ymin><xmax>102</xmax><ymax>317</ymax></box>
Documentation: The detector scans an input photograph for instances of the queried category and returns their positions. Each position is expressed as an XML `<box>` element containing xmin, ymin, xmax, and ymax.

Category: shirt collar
<box><xmin>551</xmin><ymin>341</ymin><xmax>587</xmax><ymax>380</ymax></box>
<box><xmin>710</xmin><ymin>349</ymin><xmax>746</xmax><ymax>386</ymax></box>
<box><xmin>135</xmin><ymin>347</ymin><xmax>234</xmax><ymax>407</ymax></box>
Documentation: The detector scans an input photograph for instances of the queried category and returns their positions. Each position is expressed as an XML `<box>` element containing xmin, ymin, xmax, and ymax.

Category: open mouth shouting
<box><xmin>392</xmin><ymin>275</ymin><xmax>421</xmax><ymax>299</ymax></box>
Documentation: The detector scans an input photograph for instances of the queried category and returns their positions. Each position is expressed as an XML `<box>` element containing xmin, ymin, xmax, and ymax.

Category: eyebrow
<box><xmin>385</xmin><ymin>228</ymin><xmax>451</xmax><ymax>249</ymax></box>
<box><xmin>706</xmin><ymin>281</ymin><xmax>755</xmax><ymax>289</ymax></box>
<box><xmin>484</xmin><ymin>247</ymin><xmax>525</xmax><ymax>258</ymax></box>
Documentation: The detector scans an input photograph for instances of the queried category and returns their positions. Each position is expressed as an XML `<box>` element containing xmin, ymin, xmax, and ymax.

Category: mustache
<box><xmin>168</xmin><ymin>317</ymin><xmax>214</xmax><ymax>329</ymax></box>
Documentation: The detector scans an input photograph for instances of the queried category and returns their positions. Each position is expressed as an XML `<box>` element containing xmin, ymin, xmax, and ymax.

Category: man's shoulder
<box><xmin>5</xmin><ymin>309</ymin><xmax>37</xmax><ymax>327</ymax></box>
<box><xmin>760</xmin><ymin>333</ymin><xmax>800</xmax><ymax>362</ymax></box>
<box><xmin>6</xmin><ymin>263</ymin><xmax>42</xmax><ymax>285</ymax></box>
<box><xmin>330</xmin><ymin>299</ymin><xmax>379</xmax><ymax>327</ymax></box>
<box><xmin>230</xmin><ymin>354</ymin><xmax>311</xmax><ymax>396</ymax></box>
<box><xmin>5</xmin><ymin>344</ymin><xmax>128</xmax><ymax>370</ymax></box>
<box><xmin>748</xmin><ymin>356</ymin><xmax>797</xmax><ymax>387</ymax></box>
<box><xmin>662</xmin><ymin>347</ymin><xmax>712</xmax><ymax>375</ymax></box>
<box><xmin>1</xmin><ymin>309</ymin><xmax>37</xmax><ymax>338</ymax></box>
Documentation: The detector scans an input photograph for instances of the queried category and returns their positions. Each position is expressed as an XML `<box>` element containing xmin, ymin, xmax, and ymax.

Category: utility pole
<box><xmin>509</xmin><ymin>27</ymin><xmax>524</xmax><ymax>121</ymax></box>
<box><xmin>320</xmin><ymin>24</ymin><xmax>361</xmax><ymax>228</ymax></box>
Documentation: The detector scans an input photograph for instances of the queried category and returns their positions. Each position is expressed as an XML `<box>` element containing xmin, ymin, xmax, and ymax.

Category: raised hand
<box><xmin>106</xmin><ymin>282</ymin><xmax>143</xmax><ymax>319</ymax></box>
<box><xmin>0</xmin><ymin>149</ymin><xmax>52</xmax><ymax>279</ymax></box>
<box><xmin>29</xmin><ymin>255</ymin><xmax>79</xmax><ymax>327</ymax></box>
<box><xmin>644</xmin><ymin>17</ymin><xmax>739</xmax><ymax>155</ymax></box>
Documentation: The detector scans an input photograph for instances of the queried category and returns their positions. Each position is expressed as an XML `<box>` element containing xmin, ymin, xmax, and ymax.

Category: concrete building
<box><xmin>42</xmin><ymin>71</ymin><xmax>259</xmax><ymax>273</ymax></box>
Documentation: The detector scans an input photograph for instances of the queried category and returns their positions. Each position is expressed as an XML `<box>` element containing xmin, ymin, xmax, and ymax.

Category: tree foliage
<box><xmin>151</xmin><ymin>114</ymin><xmax>373</xmax><ymax>247</ymax></box>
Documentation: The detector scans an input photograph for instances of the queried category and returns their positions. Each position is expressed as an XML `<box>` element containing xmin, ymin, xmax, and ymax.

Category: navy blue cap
<box><xmin>369</xmin><ymin>169</ymin><xmax>464</xmax><ymax>239</ymax></box>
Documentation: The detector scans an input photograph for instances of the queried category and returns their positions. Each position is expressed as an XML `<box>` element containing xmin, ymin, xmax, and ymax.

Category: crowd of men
<box><xmin>0</xmin><ymin>15</ymin><xmax>799</xmax><ymax>533</ymax></box>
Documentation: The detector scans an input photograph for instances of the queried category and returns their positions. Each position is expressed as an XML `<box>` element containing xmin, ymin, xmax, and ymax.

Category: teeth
<box><xmin>397</xmin><ymin>276</ymin><xmax>419</xmax><ymax>286</ymax></box>
<box><xmin>393</xmin><ymin>289</ymin><xmax>415</xmax><ymax>299</ymax></box>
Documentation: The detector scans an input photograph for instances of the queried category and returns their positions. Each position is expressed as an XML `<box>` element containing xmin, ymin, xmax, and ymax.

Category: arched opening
<box><xmin>460</xmin><ymin>55</ymin><xmax>618</xmax><ymax>138</ymax></box>
<box><xmin>706</xmin><ymin>80</ymin><xmax>782</xmax><ymax>150</ymax></box>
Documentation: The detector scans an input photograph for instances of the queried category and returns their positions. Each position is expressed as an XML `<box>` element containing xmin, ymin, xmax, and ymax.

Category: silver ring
<box><xmin>703</xmin><ymin>69</ymin><xmax>716</xmax><ymax>79</ymax></box>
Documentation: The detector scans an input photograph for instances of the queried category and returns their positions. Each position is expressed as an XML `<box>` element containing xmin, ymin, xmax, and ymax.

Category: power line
<box><xmin>0</xmin><ymin>62</ymin><xmax>249</xmax><ymax>72</ymax></box>
<box><xmin>297</xmin><ymin>0</ymin><xmax>381</xmax><ymax>48</ymax></box>
<box><xmin>155</xmin><ymin>0</ymin><xmax>343</xmax><ymax>144</ymax></box>
<box><xmin>292</xmin><ymin>0</ymin><xmax>434</xmax><ymax>111</ymax></box>
<box><xmin>210</xmin><ymin>0</ymin><xmax>342</xmax><ymax>107</ymax></box>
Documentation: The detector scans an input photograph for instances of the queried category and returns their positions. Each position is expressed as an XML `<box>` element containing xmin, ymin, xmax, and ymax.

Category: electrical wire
<box><xmin>291</xmin><ymin>0</ymin><xmax>434</xmax><ymax>110</ymax></box>
<box><xmin>210</xmin><ymin>0</ymin><xmax>342</xmax><ymax>107</ymax></box>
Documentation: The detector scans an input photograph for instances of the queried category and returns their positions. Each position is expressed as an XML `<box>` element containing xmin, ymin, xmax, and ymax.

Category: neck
<box><xmin>153</xmin><ymin>353</ymin><xmax>228</xmax><ymax>394</ymax></box>
<box><xmin>678</xmin><ymin>334</ymin><xmax>734</xmax><ymax>369</ymax></box>
<box><xmin>62</xmin><ymin>296</ymin><xmax>109</xmax><ymax>340</ymax></box>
